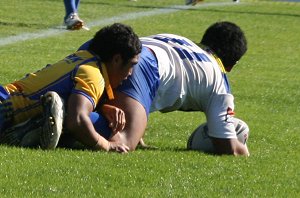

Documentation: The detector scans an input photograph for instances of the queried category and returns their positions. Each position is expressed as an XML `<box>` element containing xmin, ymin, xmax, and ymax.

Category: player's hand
<box><xmin>100</xmin><ymin>104</ymin><xmax>126</xmax><ymax>133</ymax></box>
<box><xmin>108</xmin><ymin>141</ymin><xmax>130</xmax><ymax>153</ymax></box>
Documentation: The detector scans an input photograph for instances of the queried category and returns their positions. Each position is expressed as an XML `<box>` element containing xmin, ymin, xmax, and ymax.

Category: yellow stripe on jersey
<box><xmin>212</xmin><ymin>55</ymin><xmax>227</xmax><ymax>74</ymax></box>
<box><xmin>101</xmin><ymin>63</ymin><xmax>114</xmax><ymax>100</ymax></box>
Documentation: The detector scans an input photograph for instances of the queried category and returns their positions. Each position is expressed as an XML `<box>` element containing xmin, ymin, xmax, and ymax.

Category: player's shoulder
<box><xmin>77</xmin><ymin>62</ymin><xmax>101</xmax><ymax>77</ymax></box>
<box><xmin>74</xmin><ymin>51</ymin><xmax>102</xmax><ymax>78</ymax></box>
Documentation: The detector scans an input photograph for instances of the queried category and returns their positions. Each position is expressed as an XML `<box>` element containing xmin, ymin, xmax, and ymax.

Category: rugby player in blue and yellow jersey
<box><xmin>0</xmin><ymin>23</ymin><xmax>142</xmax><ymax>153</ymax></box>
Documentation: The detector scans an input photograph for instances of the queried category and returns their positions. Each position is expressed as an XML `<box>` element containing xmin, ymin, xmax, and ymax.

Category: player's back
<box><xmin>141</xmin><ymin>34</ymin><xmax>228</xmax><ymax>113</ymax></box>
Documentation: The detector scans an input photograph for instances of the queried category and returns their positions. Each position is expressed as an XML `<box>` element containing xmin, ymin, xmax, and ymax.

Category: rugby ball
<box><xmin>187</xmin><ymin>118</ymin><xmax>249</xmax><ymax>153</ymax></box>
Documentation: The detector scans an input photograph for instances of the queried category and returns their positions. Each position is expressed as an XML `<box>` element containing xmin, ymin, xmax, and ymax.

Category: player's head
<box><xmin>89</xmin><ymin>23</ymin><xmax>141</xmax><ymax>88</ymax></box>
<box><xmin>200</xmin><ymin>21</ymin><xmax>247</xmax><ymax>71</ymax></box>
<box><xmin>88</xmin><ymin>23</ymin><xmax>142</xmax><ymax>65</ymax></box>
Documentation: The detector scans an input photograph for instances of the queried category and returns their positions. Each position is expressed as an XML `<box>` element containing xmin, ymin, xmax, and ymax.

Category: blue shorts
<box><xmin>89</xmin><ymin>112</ymin><xmax>111</xmax><ymax>139</ymax></box>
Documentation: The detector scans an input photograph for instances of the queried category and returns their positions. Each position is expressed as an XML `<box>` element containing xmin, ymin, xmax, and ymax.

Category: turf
<box><xmin>0</xmin><ymin>0</ymin><xmax>300</xmax><ymax>197</ymax></box>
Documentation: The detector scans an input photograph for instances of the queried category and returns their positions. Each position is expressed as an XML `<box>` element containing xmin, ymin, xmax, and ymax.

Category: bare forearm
<box><xmin>66</xmin><ymin>114</ymin><xmax>109</xmax><ymax>151</ymax></box>
<box><xmin>66</xmin><ymin>94</ymin><xmax>110</xmax><ymax>151</ymax></box>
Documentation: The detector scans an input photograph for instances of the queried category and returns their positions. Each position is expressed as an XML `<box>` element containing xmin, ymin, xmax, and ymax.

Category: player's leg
<box><xmin>0</xmin><ymin>116</ymin><xmax>43</xmax><ymax>147</ymax></box>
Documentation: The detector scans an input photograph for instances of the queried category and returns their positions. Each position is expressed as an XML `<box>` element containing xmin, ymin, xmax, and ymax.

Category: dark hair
<box><xmin>200</xmin><ymin>21</ymin><xmax>247</xmax><ymax>68</ymax></box>
<box><xmin>88</xmin><ymin>23</ymin><xmax>142</xmax><ymax>64</ymax></box>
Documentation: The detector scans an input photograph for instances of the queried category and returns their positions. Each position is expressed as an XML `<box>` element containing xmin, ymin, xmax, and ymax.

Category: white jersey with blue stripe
<box><xmin>141</xmin><ymin>34</ymin><xmax>236</xmax><ymax>139</ymax></box>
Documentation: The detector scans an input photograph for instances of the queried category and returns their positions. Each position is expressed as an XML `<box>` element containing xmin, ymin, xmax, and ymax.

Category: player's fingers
<box><xmin>117</xmin><ymin>144</ymin><xmax>129</xmax><ymax>153</ymax></box>
<box><xmin>114</xmin><ymin>111</ymin><xmax>125</xmax><ymax>132</ymax></box>
<box><xmin>118</xmin><ymin>111</ymin><xmax>126</xmax><ymax>131</ymax></box>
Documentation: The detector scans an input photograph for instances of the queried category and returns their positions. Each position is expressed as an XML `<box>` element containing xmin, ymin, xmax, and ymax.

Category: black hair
<box><xmin>200</xmin><ymin>21</ymin><xmax>247</xmax><ymax>68</ymax></box>
<box><xmin>88</xmin><ymin>23</ymin><xmax>142</xmax><ymax>65</ymax></box>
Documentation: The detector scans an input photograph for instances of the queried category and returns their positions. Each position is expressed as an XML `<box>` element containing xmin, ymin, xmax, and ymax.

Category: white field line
<box><xmin>0</xmin><ymin>2</ymin><xmax>240</xmax><ymax>47</ymax></box>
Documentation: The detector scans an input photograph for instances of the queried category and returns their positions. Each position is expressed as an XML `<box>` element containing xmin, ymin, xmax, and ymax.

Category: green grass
<box><xmin>1</xmin><ymin>0</ymin><xmax>300</xmax><ymax>197</ymax></box>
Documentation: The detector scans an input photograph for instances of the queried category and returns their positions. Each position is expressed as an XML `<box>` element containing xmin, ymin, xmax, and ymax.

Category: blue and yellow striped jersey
<box><xmin>2</xmin><ymin>50</ymin><xmax>112</xmax><ymax>126</ymax></box>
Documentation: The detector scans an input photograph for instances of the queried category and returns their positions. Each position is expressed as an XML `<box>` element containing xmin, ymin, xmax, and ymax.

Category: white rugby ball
<box><xmin>187</xmin><ymin>118</ymin><xmax>249</xmax><ymax>153</ymax></box>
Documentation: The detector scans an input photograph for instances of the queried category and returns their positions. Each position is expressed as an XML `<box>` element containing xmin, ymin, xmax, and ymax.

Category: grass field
<box><xmin>0</xmin><ymin>0</ymin><xmax>300</xmax><ymax>197</ymax></box>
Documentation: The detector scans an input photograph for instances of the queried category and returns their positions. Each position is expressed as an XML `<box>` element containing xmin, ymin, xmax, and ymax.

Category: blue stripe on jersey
<box><xmin>173</xmin><ymin>47</ymin><xmax>186</xmax><ymax>59</ymax></box>
<box><xmin>193</xmin><ymin>52</ymin><xmax>210</xmax><ymax>62</ymax></box>
<box><xmin>153</xmin><ymin>36</ymin><xmax>192</xmax><ymax>47</ymax></box>
<box><xmin>173</xmin><ymin>47</ymin><xmax>211</xmax><ymax>63</ymax></box>
<box><xmin>170</xmin><ymin>38</ymin><xmax>192</xmax><ymax>46</ymax></box>
<box><xmin>223</xmin><ymin>74</ymin><xmax>231</xmax><ymax>93</ymax></box>
<box><xmin>153</xmin><ymin>35</ymin><xmax>212</xmax><ymax>63</ymax></box>
<box><xmin>117</xmin><ymin>46</ymin><xmax>160</xmax><ymax>116</ymax></box>
<box><xmin>152</xmin><ymin>37</ymin><xmax>169</xmax><ymax>44</ymax></box>
<box><xmin>0</xmin><ymin>86</ymin><xmax>10</xmax><ymax>101</ymax></box>
<box><xmin>182</xmin><ymin>49</ymin><xmax>194</xmax><ymax>61</ymax></box>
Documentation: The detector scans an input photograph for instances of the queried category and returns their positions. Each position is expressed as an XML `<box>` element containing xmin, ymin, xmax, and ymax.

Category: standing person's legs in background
<box><xmin>63</xmin><ymin>0</ymin><xmax>88</xmax><ymax>30</ymax></box>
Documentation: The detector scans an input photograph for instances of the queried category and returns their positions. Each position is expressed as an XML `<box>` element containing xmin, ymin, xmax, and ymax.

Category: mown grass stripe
<box><xmin>0</xmin><ymin>2</ymin><xmax>240</xmax><ymax>47</ymax></box>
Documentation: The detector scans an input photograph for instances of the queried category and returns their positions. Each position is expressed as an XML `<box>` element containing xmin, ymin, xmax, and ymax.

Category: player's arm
<box><xmin>65</xmin><ymin>93</ymin><xmax>129</xmax><ymax>152</ymax></box>
<box><xmin>211</xmin><ymin>138</ymin><xmax>249</xmax><ymax>156</ymax></box>
<box><xmin>206</xmin><ymin>94</ymin><xmax>249</xmax><ymax>156</ymax></box>
<box><xmin>107</xmin><ymin>91</ymin><xmax>148</xmax><ymax>151</ymax></box>
<box><xmin>65</xmin><ymin>93</ymin><xmax>109</xmax><ymax>150</ymax></box>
